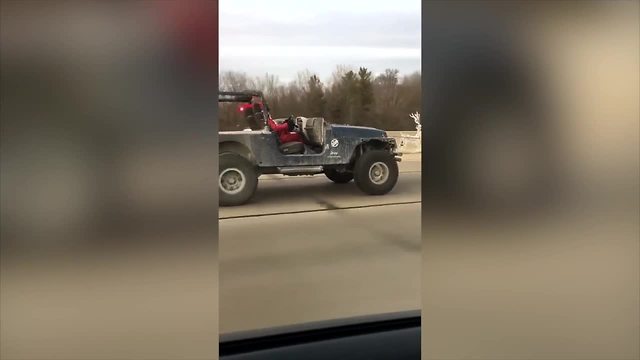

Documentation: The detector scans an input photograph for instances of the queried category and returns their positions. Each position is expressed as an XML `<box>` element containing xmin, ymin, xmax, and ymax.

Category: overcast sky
<box><xmin>219</xmin><ymin>0</ymin><xmax>421</xmax><ymax>83</ymax></box>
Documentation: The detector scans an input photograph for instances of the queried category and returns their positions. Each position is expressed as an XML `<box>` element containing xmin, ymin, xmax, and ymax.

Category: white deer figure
<box><xmin>409</xmin><ymin>112</ymin><xmax>421</xmax><ymax>138</ymax></box>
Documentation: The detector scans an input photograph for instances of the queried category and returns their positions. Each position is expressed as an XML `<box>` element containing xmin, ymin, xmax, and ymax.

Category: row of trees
<box><xmin>219</xmin><ymin>66</ymin><xmax>421</xmax><ymax>131</ymax></box>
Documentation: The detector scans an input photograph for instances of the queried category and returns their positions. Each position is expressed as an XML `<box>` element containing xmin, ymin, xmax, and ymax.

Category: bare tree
<box><xmin>219</xmin><ymin>71</ymin><xmax>250</xmax><ymax>91</ymax></box>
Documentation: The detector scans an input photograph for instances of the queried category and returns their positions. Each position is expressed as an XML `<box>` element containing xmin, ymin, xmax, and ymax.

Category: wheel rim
<box><xmin>369</xmin><ymin>162</ymin><xmax>389</xmax><ymax>185</ymax></box>
<box><xmin>219</xmin><ymin>168</ymin><xmax>246</xmax><ymax>195</ymax></box>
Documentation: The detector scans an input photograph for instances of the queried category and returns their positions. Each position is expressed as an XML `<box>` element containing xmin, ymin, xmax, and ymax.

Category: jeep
<box><xmin>219</xmin><ymin>91</ymin><xmax>402</xmax><ymax>206</ymax></box>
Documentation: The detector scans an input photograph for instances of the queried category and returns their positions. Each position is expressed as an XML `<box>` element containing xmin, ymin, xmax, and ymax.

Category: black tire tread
<box><xmin>353</xmin><ymin>150</ymin><xmax>399</xmax><ymax>195</ymax></box>
<box><xmin>325</xmin><ymin>169</ymin><xmax>354</xmax><ymax>184</ymax></box>
<box><xmin>219</xmin><ymin>153</ymin><xmax>258</xmax><ymax>206</ymax></box>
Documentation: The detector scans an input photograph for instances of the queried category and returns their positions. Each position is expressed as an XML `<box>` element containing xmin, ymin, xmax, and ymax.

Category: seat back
<box><xmin>303</xmin><ymin>117</ymin><xmax>326</xmax><ymax>147</ymax></box>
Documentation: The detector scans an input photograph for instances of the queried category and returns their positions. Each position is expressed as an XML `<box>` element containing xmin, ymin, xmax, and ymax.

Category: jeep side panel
<box><xmin>258</xmin><ymin>129</ymin><xmax>352</xmax><ymax>167</ymax></box>
<box><xmin>219</xmin><ymin>129</ymin><xmax>395</xmax><ymax>168</ymax></box>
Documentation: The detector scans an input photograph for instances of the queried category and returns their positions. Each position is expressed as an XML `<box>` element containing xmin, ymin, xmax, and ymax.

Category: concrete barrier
<box><xmin>386</xmin><ymin>131</ymin><xmax>422</xmax><ymax>154</ymax></box>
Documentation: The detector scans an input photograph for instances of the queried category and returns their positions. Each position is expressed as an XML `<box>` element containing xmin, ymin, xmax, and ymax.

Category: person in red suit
<box><xmin>247</xmin><ymin>98</ymin><xmax>303</xmax><ymax>144</ymax></box>
<box><xmin>267</xmin><ymin>115</ymin><xmax>304</xmax><ymax>144</ymax></box>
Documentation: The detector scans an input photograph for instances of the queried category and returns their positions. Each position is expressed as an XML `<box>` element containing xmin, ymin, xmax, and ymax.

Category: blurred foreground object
<box><xmin>423</xmin><ymin>2</ymin><xmax>558</xmax><ymax>214</ymax></box>
<box><xmin>423</xmin><ymin>1</ymin><xmax>639</xmax><ymax>359</ymax></box>
<box><xmin>1</xmin><ymin>1</ymin><xmax>219</xmax><ymax>359</ymax></box>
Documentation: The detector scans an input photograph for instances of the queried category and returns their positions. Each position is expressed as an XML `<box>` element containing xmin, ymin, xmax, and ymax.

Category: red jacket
<box><xmin>267</xmin><ymin>117</ymin><xmax>303</xmax><ymax>144</ymax></box>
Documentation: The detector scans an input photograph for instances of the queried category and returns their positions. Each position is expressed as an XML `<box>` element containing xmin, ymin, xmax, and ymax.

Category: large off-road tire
<box><xmin>324</xmin><ymin>168</ymin><xmax>354</xmax><ymax>184</ymax></box>
<box><xmin>353</xmin><ymin>150</ymin><xmax>399</xmax><ymax>195</ymax></box>
<box><xmin>219</xmin><ymin>152</ymin><xmax>258</xmax><ymax>206</ymax></box>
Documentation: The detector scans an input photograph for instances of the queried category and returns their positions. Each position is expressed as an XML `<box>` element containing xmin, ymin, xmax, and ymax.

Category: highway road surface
<box><xmin>219</xmin><ymin>154</ymin><xmax>421</xmax><ymax>334</ymax></box>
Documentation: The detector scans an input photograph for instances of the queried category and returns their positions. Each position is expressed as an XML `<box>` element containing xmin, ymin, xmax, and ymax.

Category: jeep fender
<box><xmin>349</xmin><ymin>138</ymin><xmax>396</xmax><ymax>164</ymax></box>
<box><xmin>219</xmin><ymin>141</ymin><xmax>255</xmax><ymax>164</ymax></box>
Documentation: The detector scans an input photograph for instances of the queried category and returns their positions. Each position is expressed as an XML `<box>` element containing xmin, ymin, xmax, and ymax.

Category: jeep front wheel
<box><xmin>219</xmin><ymin>153</ymin><xmax>258</xmax><ymax>206</ymax></box>
<box><xmin>354</xmin><ymin>150</ymin><xmax>399</xmax><ymax>195</ymax></box>
<box><xmin>324</xmin><ymin>168</ymin><xmax>354</xmax><ymax>184</ymax></box>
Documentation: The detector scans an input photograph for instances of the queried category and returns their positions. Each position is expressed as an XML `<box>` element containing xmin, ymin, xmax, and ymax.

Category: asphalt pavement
<box><xmin>219</xmin><ymin>154</ymin><xmax>421</xmax><ymax>334</ymax></box>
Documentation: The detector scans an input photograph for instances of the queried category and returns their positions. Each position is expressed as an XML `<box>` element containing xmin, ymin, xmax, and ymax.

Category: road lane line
<box><xmin>219</xmin><ymin>200</ymin><xmax>422</xmax><ymax>220</ymax></box>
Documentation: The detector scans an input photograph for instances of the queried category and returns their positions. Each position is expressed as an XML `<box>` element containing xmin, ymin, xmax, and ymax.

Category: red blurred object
<box><xmin>155</xmin><ymin>0</ymin><xmax>218</xmax><ymax>74</ymax></box>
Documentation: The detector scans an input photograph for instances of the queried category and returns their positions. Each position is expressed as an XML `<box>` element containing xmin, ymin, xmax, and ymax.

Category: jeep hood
<box><xmin>330</xmin><ymin>124</ymin><xmax>386</xmax><ymax>138</ymax></box>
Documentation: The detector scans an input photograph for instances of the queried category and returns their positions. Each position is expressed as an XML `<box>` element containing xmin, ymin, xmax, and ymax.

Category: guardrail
<box><xmin>386</xmin><ymin>131</ymin><xmax>421</xmax><ymax>154</ymax></box>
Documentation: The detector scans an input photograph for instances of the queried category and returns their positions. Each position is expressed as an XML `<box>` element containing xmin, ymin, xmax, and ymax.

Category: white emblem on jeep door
<box><xmin>331</xmin><ymin>139</ymin><xmax>339</xmax><ymax>147</ymax></box>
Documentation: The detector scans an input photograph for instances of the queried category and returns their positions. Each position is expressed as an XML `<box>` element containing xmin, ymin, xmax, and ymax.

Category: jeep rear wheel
<box><xmin>354</xmin><ymin>150</ymin><xmax>399</xmax><ymax>195</ymax></box>
<box><xmin>219</xmin><ymin>153</ymin><xmax>258</xmax><ymax>206</ymax></box>
<box><xmin>324</xmin><ymin>168</ymin><xmax>353</xmax><ymax>184</ymax></box>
